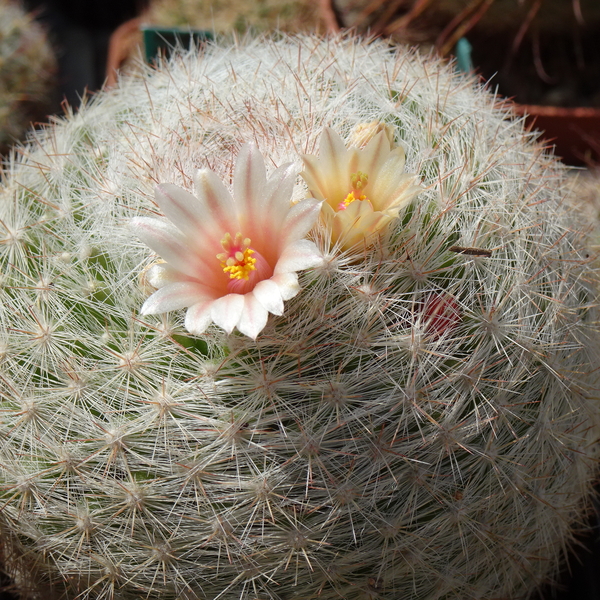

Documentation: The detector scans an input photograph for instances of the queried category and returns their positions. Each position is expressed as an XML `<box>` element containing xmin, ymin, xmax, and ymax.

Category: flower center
<box><xmin>217</xmin><ymin>232</ymin><xmax>257</xmax><ymax>281</ymax></box>
<box><xmin>337</xmin><ymin>171</ymin><xmax>369</xmax><ymax>211</ymax></box>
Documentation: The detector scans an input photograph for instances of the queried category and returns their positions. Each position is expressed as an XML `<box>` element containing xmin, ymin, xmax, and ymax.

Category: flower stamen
<box><xmin>350</xmin><ymin>171</ymin><xmax>368</xmax><ymax>191</ymax></box>
<box><xmin>338</xmin><ymin>171</ymin><xmax>369</xmax><ymax>211</ymax></box>
<box><xmin>217</xmin><ymin>232</ymin><xmax>257</xmax><ymax>281</ymax></box>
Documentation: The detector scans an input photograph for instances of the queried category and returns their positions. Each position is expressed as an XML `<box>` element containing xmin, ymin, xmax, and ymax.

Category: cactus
<box><xmin>568</xmin><ymin>170</ymin><xmax>600</xmax><ymax>259</ymax></box>
<box><xmin>0</xmin><ymin>0</ymin><xmax>56</xmax><ymax>155</ymax></box>
<box><xmin>0</xmin><ymin>34</ymin><xmax>599</xmax><ymax>600</ymax></box>
<box><xmin>148</xmin><ymin>0</ymin><xmax>321</xmax><ymax>34</ymax></box>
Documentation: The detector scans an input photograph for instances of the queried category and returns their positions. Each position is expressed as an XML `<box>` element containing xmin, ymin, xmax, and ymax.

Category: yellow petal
<box><xmin>358</xmin><ymin>130</ymin><xmax>395</xmax><ymax>179</ymax></box>
<box><xmin>332</xmin><ymin>200</ymin><xmax>392</xmax><ymax>250</ymax></box>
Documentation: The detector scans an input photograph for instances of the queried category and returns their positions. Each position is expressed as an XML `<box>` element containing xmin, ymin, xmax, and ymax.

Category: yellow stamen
<box><xmin>217</xmin><ymin>232</ymin><xmax>257</xmax><ymax>281</ymax></box>
<box><xmin>337</xmin><ymin>171</ymin><xmax>369</xmax><ymax>211</ymax></box>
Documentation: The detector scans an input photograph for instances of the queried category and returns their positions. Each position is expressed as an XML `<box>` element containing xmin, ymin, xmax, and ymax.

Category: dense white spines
<box><xmin>0</xmin><ymin>35</ymin><xmax>598</xmax><ymax>600</ymax></box>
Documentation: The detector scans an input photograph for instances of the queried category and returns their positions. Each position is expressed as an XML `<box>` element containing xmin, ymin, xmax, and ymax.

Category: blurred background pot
<box><xmin>513</xmin><ymin>103</ymin><xmax>600</xmax><ymax>166</ymax></box>
<box><xmin>327</xmin><ymin>0</ymin><xmax>600</xmax><ymax>166</ymax></box>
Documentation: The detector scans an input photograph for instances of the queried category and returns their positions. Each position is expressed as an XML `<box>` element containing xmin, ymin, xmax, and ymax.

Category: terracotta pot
<box><xmin>512</xmin><ymin>104</ymin><xmax>600</xmax><ymax>166</ymax></box>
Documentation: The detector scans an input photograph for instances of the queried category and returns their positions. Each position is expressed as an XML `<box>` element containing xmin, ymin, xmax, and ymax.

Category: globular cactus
<box><xmin>0</xmin><ymin>0</ymin><xmax>56</xmax><ymax>154</ymax></box>
<box><xmin>0</xmin><ymin>34</ymin><xmax>599</xmax><ymax>600</ymax></box>
<box><xmin>568</xmin><ymin>171</ymin><xmax>600</xmax><ymax>265</ymax></box>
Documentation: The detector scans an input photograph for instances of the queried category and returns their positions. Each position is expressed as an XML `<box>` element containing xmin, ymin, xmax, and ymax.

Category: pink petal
<box><xmin>234</xmin><ymin>144</ymin><xmax>267</xmax><ymax>222</ymax></box>
<box><xmin>132</xmin><ymin>217</ymin><xmax>201</xmax><ymax>279</ymax></box>
<box><xmin>270</xmin><ymin>272</ymin><xmax>300</xmax><ymax>300</ymax></box>
<box><xmin>237</xmin><ymin>294</ymin><xmax>269</xmax><ymax>339</ymax></box>
<box><xmin>275</xmin><ymin>239</ymin><xmax>323</xmax><ymax>274</ymax></box>
<box><xmin>193</xmin><ymin>169</ymin><xmax>239</xmax><ymax>236</ymax></box>
<box><xmin>210</xmin><ymin>294</ymin><xmax>245</xmax><ymax>334</ymax></box>
<box><xmin>263</xmin><ymin>161</ymin><xmax>298</xmax><ymax>227</ymax></box>
<box><xmin>141</xmin><ymin>282</ymin><xmax>213</xmax><ymax>315</ymax></box>
<box><xmin>252</xmin><ymin>279</ymin><xmax>284</xmax><ymax>315</ymax></box>
<box><xmin>184</xmin><ymin>299</ymin><xmax>215</xmax><ymax>335</ymax></box>
<box><xmin>147</xmin><ymin>264</ymin><xmax>228</xmax><ymax>296</ymax></box>
<box><xmin>145</xmin><ymin>263</ymin><xmax>176</xmax><ymax>288</ymax></box>
<box><xmin>279</xmin><ymin>199</ymin><xmax>322</xmax><ymax>248</ymax></box>
<box><xmin>155</xmin><ymin>184</ymin><xmax>211</xmax><ymax>242</ymax></box>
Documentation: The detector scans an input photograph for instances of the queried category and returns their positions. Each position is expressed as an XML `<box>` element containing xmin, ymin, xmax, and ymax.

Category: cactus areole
<box><xmin>0</xmin><ymin>35</ymin><xmax>599</xmax><ymax>600</ymax></box>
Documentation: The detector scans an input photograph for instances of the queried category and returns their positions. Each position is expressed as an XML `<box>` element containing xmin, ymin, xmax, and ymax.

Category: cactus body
<box><xmin>0</xmin><ymin>0</ymin><xmax>55</xmax><ymax>154</ymax></box>
<box><xmin>0</xmin><ymin>35</ymin><xmax>599</xmax><ymax>600</ymax></box>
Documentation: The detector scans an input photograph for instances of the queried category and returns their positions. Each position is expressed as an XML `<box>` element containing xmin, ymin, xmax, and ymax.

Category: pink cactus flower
<box><xmin>132</xmin><ymin>145</ymin><xmax>323</xmax><ymax>339</ymax></box>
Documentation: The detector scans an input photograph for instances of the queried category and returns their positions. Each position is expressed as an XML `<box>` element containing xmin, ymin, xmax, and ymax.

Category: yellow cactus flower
<box><xmin>301</xmin><ymin>127</ymin><xmax>422</xmax><ymax>249</ymax></box>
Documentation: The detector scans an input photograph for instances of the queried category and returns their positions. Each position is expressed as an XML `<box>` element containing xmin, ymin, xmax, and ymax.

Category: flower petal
<box><xmin>155</xmin><ymin>184</ymin><xmax>212</xmax><ymax>243</ymax></box>
<box><xmin>331</xmin><ymin>199</ymin><xmax>368</xmax><ymax>246</ymax></box>
<box><xmin>145</xmin><ymin>263</ymin><xmax>176</xmax><ymax>288</ymax></box>
<box><xmin>234</xmin><ymin>144</ymin><xmax>267</xmax><ymax>220</ymax></box>
<box><xmin>320</xmin><ymin>128</ymin><xmax>351</xmax><ymax>179</ymax></box>
<box><xmin>275</xmin><ymin>239</ymin><xmax>323</xmax><ymax>273</ymax></box>
<box><xmin>210</xmin><ymin>293</ymin><xmax>245</xmax><ymax>334</ymax></box>
<box><xmin>371</xmin><ymin>160</ymin><xmax>422</xmax><ymax>214</ymax></box>
<box><xmin>332</xmin><ymin>199</ymin><xmax>391</xmax><ymax>249</ymax></box>
<box><xmin>344</xmin><ymin>213</ymin><xmax>391</xmax><ymax>249</ymax></box>
<box><xmin>263</xmin><ymin>161</ymin><xmax>298</xmax><ymax>226</ymax></box>
<box><xmin>270</xmin><ymin>271</ymin><xmax>300</xmax><ymax>300</ymax></box>
<box><xmin>132</xmin><ymin>217</ymin><xmax>202</xmax><ymax>278</ymax></box>
<box><xmin>302</xmin><ymin>128</ymin><xmax>352</xmax><ymax>208</ymax></box>
<box><xmin>279</xmin><ymin>198</ymin><xmax>322</xmax><ymax>247</ymax></box>
<box><xmin>185</xmin><ymin>299</ymin><xmax>215</xmax><ymax>335</ymax></box>
<box><xmin>237</xmin><ymin>294</ymin><xmax>269</xmax><ymax>339</ymax></box>
<box><xmin>359</xmin><ymin>130</ymin><xmax>395</xmax><ymax>177</ymax></box>
<box><xmin>252</xmin><ymin>279</ymin><xmax>284</xmax><ymax>315</ymax></box>
<box><xmin>141</xmin><ymin>282</ymin><xmax>213</xmax><ymax>315</ymax></box>
<box><xmin>300</xmin><ymin>155</ymin><xmax>327</xmax><ymax>201</ymax></box>
<box><xmin>193</xmin><ymin>169</ymin><xmax>240</xmax><ymax>236</ymax></box>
